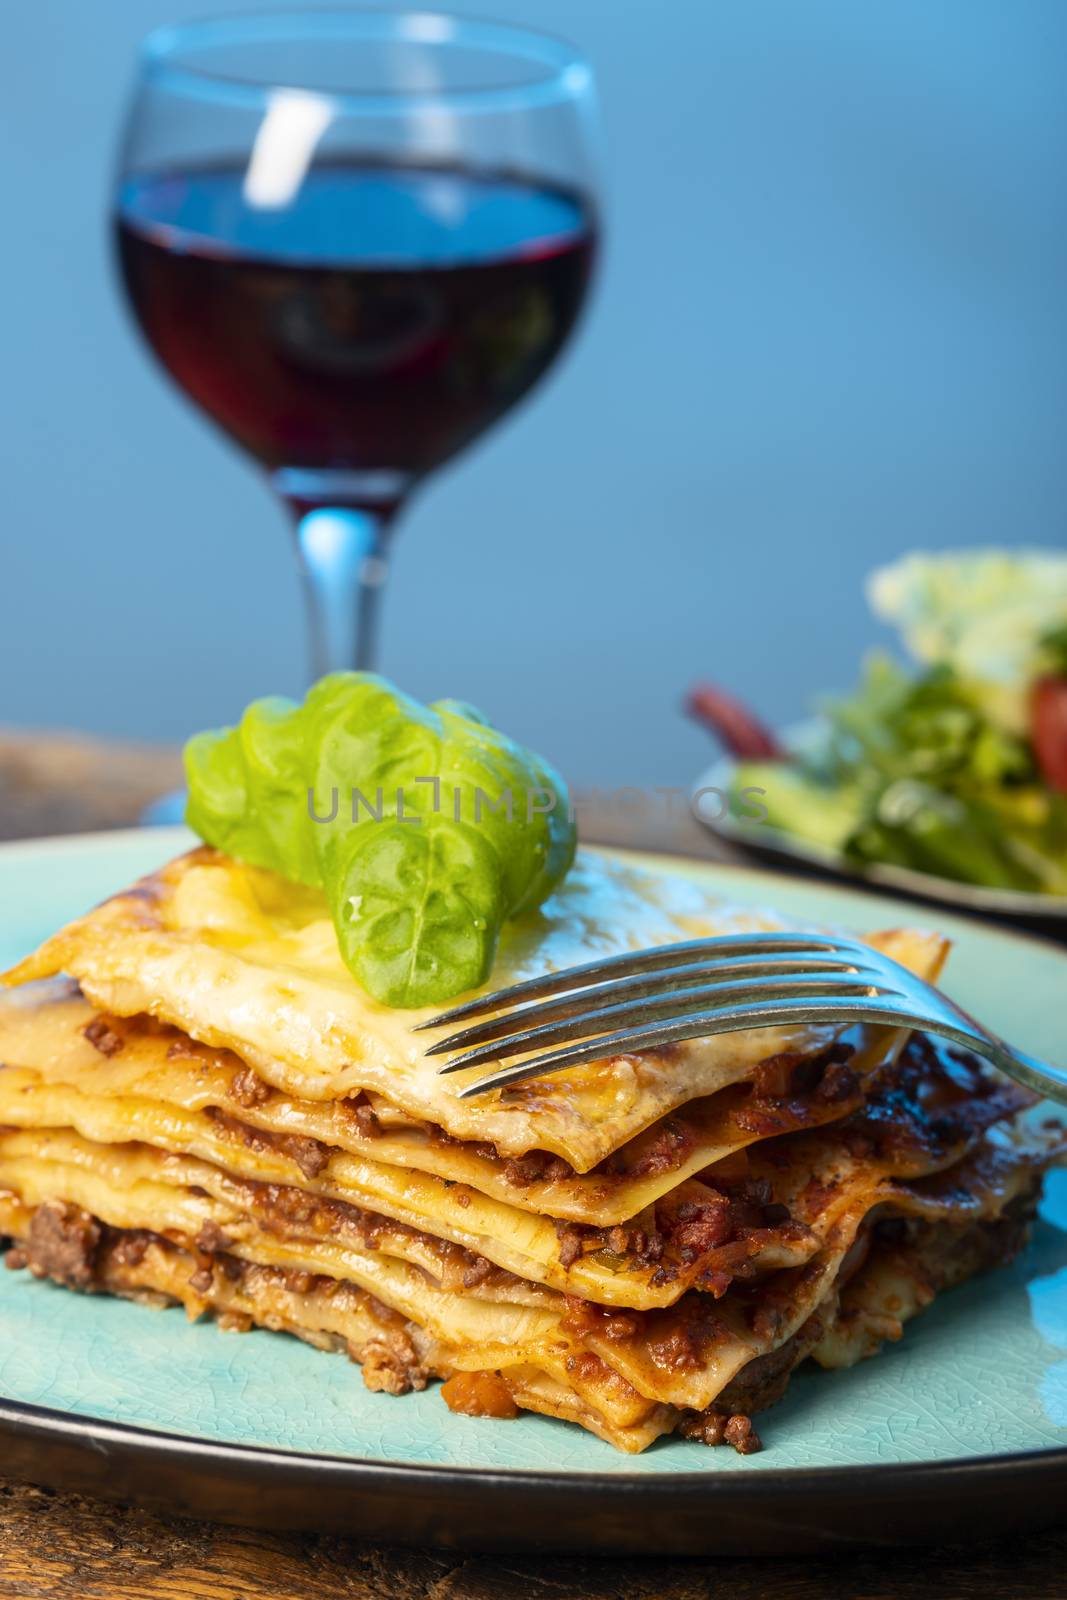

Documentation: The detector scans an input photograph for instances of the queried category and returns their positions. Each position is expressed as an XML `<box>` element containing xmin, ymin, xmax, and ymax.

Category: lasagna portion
<box><xmin>0</xmin><ymin>847</ymin><xmax>1060</xmax><ymax>1454</ymax></box>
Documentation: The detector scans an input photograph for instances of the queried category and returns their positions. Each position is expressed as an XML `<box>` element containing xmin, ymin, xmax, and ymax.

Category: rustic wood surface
<box><xmin>0</xmin><ymin>1479</ymin><xmax>1065</xmax><ymax>1600</ymax></box>
<box><xmin>0</xmin><ymin>731</ymin><xmax>1064</xmax><ymax>1600</ymax></box>
<box><xmin>0</xmin><ymin>729</ymin><xmax>183</xmax><ymax>842</ymax></box>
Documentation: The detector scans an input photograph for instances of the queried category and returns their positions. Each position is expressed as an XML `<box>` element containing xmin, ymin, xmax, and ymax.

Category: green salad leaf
<box><xmin>184</xmin><ymin>673</ymin><xmax>576</xmax><ymax>1007</ymax></box>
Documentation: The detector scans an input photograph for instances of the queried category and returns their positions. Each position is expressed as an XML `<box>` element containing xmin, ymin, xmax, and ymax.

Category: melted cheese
<box><xmin>0</xmin><ymin>983</ymin><xmax>930</xmax><ymax>1225</ymax></box>
<box><xmin>0</xmin><ymin>1046</ymin><xmax>1023</xmax><ymax>1311</ymax></box>
<box><xmin>2</xmin><ymin>847</ymin><xmax>949</xmax><ymax>1170</ymax></box>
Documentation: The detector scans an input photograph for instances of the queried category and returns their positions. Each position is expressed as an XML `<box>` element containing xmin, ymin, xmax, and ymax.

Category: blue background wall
<box><xmin>3</xmin><ymin>0</ymin><xmax>1066</xmax><ymax>789</ymax></box>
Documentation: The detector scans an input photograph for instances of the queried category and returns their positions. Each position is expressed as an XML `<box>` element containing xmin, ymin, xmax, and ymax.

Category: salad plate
<box><xmin>694</xmin><ymin>725</ymin><xmax>1067</xmax><ymax>935</ymax></box>
<box><xmin>0</xmin><ymin>826</ymin><xmax>1065</xmax><ymax>1556</ymax></box>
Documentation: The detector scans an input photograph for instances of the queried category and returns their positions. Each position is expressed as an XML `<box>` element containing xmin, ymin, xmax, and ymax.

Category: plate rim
<box><xmin>1</xmin><ymin>1391</ymin><xmax>1065</xmax><ymax>1556</ymax></box>
<box><xmin>3</xmin><ymin>1390</ymin><xmax>1067</xmax><ymax>1491</ymax></box>
<box><xmin>0</xmin><ymin>823</ymin><xmax>194</xmax><ymax>862</ymax></box>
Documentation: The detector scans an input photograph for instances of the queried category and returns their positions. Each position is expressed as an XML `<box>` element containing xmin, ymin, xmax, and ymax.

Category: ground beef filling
<box><xmin>677</xmin><ymin>1409</ymin><xmax>762</xmax><ymax>1454</ymax></box>
<box><xmin>5</xmin><ymin>1200</ymin><xmax>101</xmax><ymax>1288</ymax></box>
<box><xmin>502</xmin><ymin>1151</ymin><xmax>574</xmax><ymax>1188</ymax></box>
<box><xmin>553</xmin><ymin>1174</ymin><xmax>808</xmax><ymax>1296</ymax></box>
<box><xmin>749</xmin><ymin>1041</ymin><xmax>857</xmax><ymax>1103</ymax></box>
<box><xmin>218</xmin><ymin>1173</ymin><xmax>516</xmax><ymax>1298</ymax></box>
<box><xmin>559</xmin><ymin>1292</ymin><xmax>728</xmax><ymax>1375</ymax></box>
<box><xmin>228</xmin><ymin>1066</ymin><xmax>272</xmax><ymax>1109</ymax></box>
<box><xmin>82</xmin><ymin>1017</ymin><xmax>125</xmax><ymax>1059</ymax></box>
<box><xmin>205</xmin><ymin>1106</ymin><xmax>331</xmax><ymax>1181</ymax></box>
<box><xmin>360</xmin><ymin>1331</ymin><xmax>430</xmax><ymax>1396</ymax></box>
<box><xmin>2</xmin><ymin>1210</ymin><xmax>432</xmax><ymax>1397</ymax></box>
<box><xmin>340</xmin><ymin>1092</ymin><xmax>382</xmax><ymax>1140</ymax></box>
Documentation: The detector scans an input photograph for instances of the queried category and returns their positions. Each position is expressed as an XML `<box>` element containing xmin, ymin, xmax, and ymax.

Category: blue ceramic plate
<box><xmin>0</xmin><ymin>827</ymin><xmax>1064</xmax><ymax>1554</ymax></box>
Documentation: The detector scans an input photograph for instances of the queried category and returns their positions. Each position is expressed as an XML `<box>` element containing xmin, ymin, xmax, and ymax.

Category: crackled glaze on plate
<box><xmin>0</xmin><ymin>827</ymin><xmax>1064</xmax><ymax>1473</ymax></box>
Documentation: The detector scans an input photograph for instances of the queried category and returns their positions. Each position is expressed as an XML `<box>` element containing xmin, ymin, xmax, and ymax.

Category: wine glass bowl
<box><xmin>114</xmin><ymin>11</ymin><xmax>600</xmax><ymax>673</ymax></box>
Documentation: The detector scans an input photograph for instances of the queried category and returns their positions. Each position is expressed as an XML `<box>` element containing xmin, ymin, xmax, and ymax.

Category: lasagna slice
<box><xmin>0</xmin><ymin>847</ymin><xmax>1060</xmax><ymax>1454</ymax></box>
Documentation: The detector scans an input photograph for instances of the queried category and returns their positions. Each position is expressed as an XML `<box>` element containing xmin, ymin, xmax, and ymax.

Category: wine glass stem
<box><xmin>291</xmin><ymin>506</ymin><xmax>393</xmax><ymax>678</ymax></box>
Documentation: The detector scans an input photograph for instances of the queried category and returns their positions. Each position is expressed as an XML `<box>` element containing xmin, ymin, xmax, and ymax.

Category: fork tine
<box><xmin>414</xmin><ymin>931</ymin><xmax>865</xmax><ymax>1032</ymax></box>
<box><xmin>436</xmin><ymin>972</ymin><xmax>901</xmax><ymax>1074</ymax></box>
<box><xmin>453</xmin><ymin>994</ymin><xmax>923</xmax><ymax>1098</ymax></box>
<box><xmin>423</xmin><ymin>951</ymin><xmax>882</xmax><ymax>1058</ymax></box>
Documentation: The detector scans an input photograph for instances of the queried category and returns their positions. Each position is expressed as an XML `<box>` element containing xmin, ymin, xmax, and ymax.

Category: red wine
<box><xmin>116</xmin><ymin>163</ymin><xmax>596</xmax><ymax>502</ymax></box>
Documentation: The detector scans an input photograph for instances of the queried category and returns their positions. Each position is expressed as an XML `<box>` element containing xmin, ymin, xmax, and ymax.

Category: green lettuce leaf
<box><xmin>183</xmin><ymin>673</ymin><xmax>576</xmax><ymax>1007</ymax></box>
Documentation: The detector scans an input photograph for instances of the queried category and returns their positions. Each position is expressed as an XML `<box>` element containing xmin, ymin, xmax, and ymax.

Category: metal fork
<box><xmin>416</xmin><ymin>930</ymin><xmax>1067</xmax><ymax>1105</ymax></box>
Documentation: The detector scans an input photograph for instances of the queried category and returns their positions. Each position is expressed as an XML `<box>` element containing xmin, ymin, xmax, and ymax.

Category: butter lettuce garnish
<box><xmin>185</xmin><ymin>674</ymin><xmax>575</xmax><ymax>1008</ymax></box>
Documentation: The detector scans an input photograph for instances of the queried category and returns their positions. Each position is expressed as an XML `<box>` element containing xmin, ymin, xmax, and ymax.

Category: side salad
<box><xmin>689</xmin><ymin>550</ymin><xmax>1067</xmax><ymax>896</ymax></box>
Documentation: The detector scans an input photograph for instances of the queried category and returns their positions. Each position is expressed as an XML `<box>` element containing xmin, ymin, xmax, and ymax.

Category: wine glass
<box><xmin>114</xmin><ymin>10</ymin><xmax>600</xmax><ymax>677</ymax></box>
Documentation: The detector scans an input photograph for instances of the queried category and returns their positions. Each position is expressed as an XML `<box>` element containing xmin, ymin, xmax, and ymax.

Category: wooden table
<box><xmin>1</xmin><ymin>730</ymin><xmax>1064</xmax><ymax>1600</ymax></box>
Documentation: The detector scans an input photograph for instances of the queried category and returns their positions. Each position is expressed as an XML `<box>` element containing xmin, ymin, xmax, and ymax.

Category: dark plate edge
<box><xmin>1</xmin><ymin>1394</ymin><xmax>1065</xmax><ymax>1556</ymax></box>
